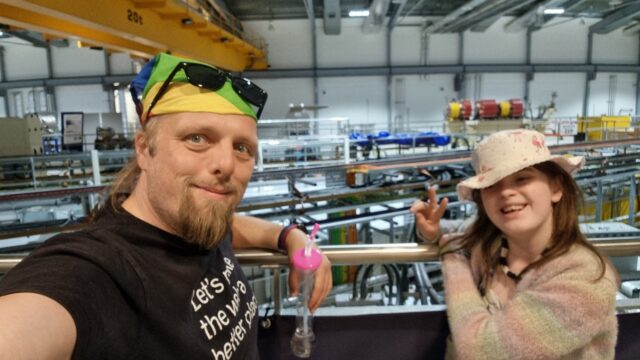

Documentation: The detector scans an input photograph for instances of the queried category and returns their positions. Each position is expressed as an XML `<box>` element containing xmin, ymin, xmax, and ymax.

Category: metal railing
<box><xmin>2</xmin><ymin>237</ymin><xmax>639</xmax><ymax>273</ymax></box>
<box><xmin>238</xmin><ymin>237</ymin><xmax>640</xmax><ymax>265</ymax></box>
<box><xmin>3</xmin><ymin>237</ymin><xmax>640</xmax><ymax>313</ymax></box>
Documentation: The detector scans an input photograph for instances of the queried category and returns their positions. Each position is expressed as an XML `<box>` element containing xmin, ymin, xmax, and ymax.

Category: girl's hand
<box><xmin>410</xmin><ymin>187</ymin><xmax>448</xmax><ymax>243</ymax></box>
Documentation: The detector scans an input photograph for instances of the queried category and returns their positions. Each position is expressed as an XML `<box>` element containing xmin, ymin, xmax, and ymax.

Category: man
<box><xmin>0</xmin><ymin>53</ymin><xmax>332</xmax><ymax>359</ymax></box>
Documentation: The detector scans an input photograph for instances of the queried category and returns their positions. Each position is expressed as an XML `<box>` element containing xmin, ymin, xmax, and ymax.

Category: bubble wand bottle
<box><xmin>290</xmin><ymin>223</ymin><xmax>322</xmax><ymax>358</ymax></box>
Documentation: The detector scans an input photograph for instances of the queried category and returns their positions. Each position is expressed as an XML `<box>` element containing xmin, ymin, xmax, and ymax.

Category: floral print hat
<box><xmin>457</xmin><ymin>129</ymin><xmax>585</xmax><ymax>201</ymax></box>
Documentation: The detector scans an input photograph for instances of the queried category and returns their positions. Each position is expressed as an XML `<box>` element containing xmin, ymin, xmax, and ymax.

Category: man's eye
<box><xmin>188</xmin><ymin>134</ymin><xmax>205</xmax><ymax>143</ymax></box>
<box><xmin>235</xmin><ymin>144</ymin><xmax>251</xmax><ymax>154</ymax></box>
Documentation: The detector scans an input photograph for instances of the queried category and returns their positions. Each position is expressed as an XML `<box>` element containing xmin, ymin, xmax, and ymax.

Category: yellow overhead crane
<box><xmin>0</xmin><ymin>0</ymin><xmax>268</xmax><ymax>71</ymax></box>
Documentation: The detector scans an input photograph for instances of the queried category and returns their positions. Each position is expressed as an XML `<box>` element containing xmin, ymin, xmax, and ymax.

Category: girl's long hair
<box><xmin>459</xmin><ymin>161</ymin><xmax>607</xmax><ymax>288</ymax></box>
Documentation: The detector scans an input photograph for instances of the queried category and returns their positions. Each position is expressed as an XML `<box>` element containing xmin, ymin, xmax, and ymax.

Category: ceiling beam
<box><xmin>440</xmin><ymin>0</ymin><xmax>535</xmax><ymax>33</ymax></box>
<box><xmin>590</xmin><ymin>2</ymin><xmax>640</xmax><ymax>34</ymax></box>
<box><xmin>323</xmin><ymin>0</ymin><xmax>341</xmax><ymax>35</ymax></box>
<box><xmin>622</xmin><ymin>22</ymin><xmax>640</xmax><ymax>36</ymax></box>
<box><xmin>504</xmin><ymin>0</ymin><xmax>589</xmax><ymax>33</ymax></box>
<box><xmin>423</xmin><ymin>0</ymin><xmax>492</xmax><ymax>34</ymax></box>
<box><xmin>534</xmin><ymin>0</ymin><xmax>589</xmax><ymax>28</ymax></box>
<box><xmin>0</xmin><ymin>0</ymin><xmax>267</xmax><ymax>70</ymax></box>
<box><xmin>469</xmin><ymin>0</ymin><xmax>537</xmax><ymax>32</ymax></box>
<box><xmin>363</xmin><ymin>0</ymin><xmax>391</xmax><ymax>33</ymax></box>
<box><xmin>504</xmin><ymin>0</ymin><xmax>553</xmax><ymax>33</ymax></box>
<box><xmin>388</xmin><ymin>0</ymin><xmax>408</xmax><ymax>30</ymax></box>
<box><xmin>4</xmin><ymin>29</ymin><xmax>49</xmax><ymax>47</ymax></box>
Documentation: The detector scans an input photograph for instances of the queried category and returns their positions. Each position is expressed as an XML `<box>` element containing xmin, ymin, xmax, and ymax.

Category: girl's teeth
<box><xmin>503</xmin><ymin>205</ymin><xmax>524</xmax><ymax>213</ymax></box>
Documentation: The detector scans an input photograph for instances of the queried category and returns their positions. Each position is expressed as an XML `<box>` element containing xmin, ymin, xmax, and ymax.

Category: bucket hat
<box><xmin>457</xmin><ymin>129</ymin><xmax>584</xmax><ymax>201</ymax></box>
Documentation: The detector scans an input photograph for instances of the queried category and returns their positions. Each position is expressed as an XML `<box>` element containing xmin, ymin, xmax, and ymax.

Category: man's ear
<box><xmin>135</xmin><ymin>132</ymin><xmax>151</xmax><ymax>171</ymax></box>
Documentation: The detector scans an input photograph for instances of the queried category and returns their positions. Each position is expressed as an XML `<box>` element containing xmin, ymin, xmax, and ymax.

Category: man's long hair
<box><xmin>107</xmin><ymin>120</ymin><xmax>160</xmax><ymax>207</ymax></box>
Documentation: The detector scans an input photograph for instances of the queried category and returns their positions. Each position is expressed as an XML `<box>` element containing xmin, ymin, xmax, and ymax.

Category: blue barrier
<box><xmin>350</xmin><ymin>131</ymin><xmax>452</xmax><ymax>148</ymax></box>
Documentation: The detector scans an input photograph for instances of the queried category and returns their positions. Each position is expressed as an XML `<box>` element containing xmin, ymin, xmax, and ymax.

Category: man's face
<box><xmin>138</xmin><ymin>112</ymin><xmax>257</xmax><ymax>248</ymax></box>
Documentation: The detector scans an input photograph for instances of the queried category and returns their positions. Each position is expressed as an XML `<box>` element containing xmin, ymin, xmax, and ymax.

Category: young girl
<box><xmin>412</xmin><ymin>129</ymin><xmax>619</xmax><ymax>359</ymax></box>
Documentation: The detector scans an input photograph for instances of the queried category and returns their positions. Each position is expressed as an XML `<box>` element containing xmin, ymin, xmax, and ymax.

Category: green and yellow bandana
<box><xmin>131</xmin><ymin>53</ymin><xmax>257</xmax><ymax>124</ymax></box>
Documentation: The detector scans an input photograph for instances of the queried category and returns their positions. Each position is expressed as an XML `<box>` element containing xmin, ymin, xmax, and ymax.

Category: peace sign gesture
<box><xmin>410</xmin><ymin>187</ymin><xmax>448</xmax><ymax>243</ymax></box>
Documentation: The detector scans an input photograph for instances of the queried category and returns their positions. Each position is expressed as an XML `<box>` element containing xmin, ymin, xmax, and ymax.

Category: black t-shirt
<box><xmin>0</xmin><ymin>204</ymin><xmax>259</xmax><ymax>360</ymax></box>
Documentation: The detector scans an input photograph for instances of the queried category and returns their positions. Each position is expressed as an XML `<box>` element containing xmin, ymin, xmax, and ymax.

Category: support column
<box><xmin>524</xmin><ymin>28</ymin><xmax>533</xmax><ymax>106</ymax></box>
<box><xmin>582</xmin><ymin>31</ymin><xmax>594</xmax><ymax>117</ymax></box>
<box><xmin>45</xmin><ymin>44</ymin><xmax>57</xmax><ymax>115</ymax></box>
<box><xmin>304</xmin><ymin>0</ymin><xmax>319</xmax><ymax>122</ymax></box>
<box><xmin>386</xmin><ymin>27</ymin><xmax>392</xmax><ymax>131</ymax></box>
<box><xmin>456</xmin><ymin>32</ymin><xmax>466</xmax><ymax>99</ymax></box>
<box><xmin>0</xmin><ymin>46</ymin><xmax>9</xmax><ymax>115</ymax></box>
<box><xmin>635</xmin><ymin>33</ymin><xmax>640</xmax><ymax>115</ymax></box>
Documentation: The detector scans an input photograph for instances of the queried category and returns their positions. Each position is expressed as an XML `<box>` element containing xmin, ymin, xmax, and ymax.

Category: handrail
<box><xmin>2</xmin><ymin>237</ymin><xmax>640</xmax><ymax>273</ymax></box>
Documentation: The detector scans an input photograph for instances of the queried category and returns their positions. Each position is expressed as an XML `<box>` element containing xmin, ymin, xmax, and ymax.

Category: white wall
<box><xmin>593</xmin><ymin>29</ymin><xmax>638</xmax><ymax>64</ymax></box>
<box><xmin>589</xmin><ymin>72</ymin><xmax>637</xmax><ymax>116</ymax></box>
<box><xmin>55</xmin><ymin>84</ymin><xmax>111</xmax><ymax>116</ymax></box>
<box><xmin>51</xmin><ymin>47</ymin><xmax>107</xmax><ymax>77</ymax></box>
<box><xmin>398</xmin><ymin>74</ymin><xmax>456</xmax><ymax>125</ymax></box>
<box><xmin>390</xmin><ymin>18</ymin><xmax>459</xmax><ymax>66</ymax></box>
<box><xmin>245</xmin><ymin>15</ymin><xmax>639</xmax><ymax>129</ymax></box>
<box><xmin>110</xmin><ymin>53</ymin><xmax>135</xmax><ymax>75</ymax></box>
<box><xmin>529</xmin><ymin>73</ymin><xmax>585</xmax><ymax>118</ymax></box>
<box><xmin>424</xmin><ymin>33</ymin><xmax>460</xmax><ymax>65</ymax></box>
<box><xmin>242</xmin><ymin>19</ymin><xmax>312</xmax><ymax>69</ymax></box>
<box><xmin>464</xmin><ymin>73</ymin><xmax>526</xmax><ymax>102</ymax></box>
<box><xmin>317</xmin><ymin>76</ymin><xmax>388</xmax><ymax>129</ymax></box>
<box><xmin>257</xmin><ymin>78</ymin><xmax>315</xmax><ymax>119</ymax></box>
<box><xmin>317</xmin><ymin>18</ymin><xmax>387</xmax><ymax>67</ymax></box>
<box><xmin>531</xmin><ymin>17</ymin><xmax>590</xmax><ymax>63</ymax></box>
<box><xmin>464</xmin><ymin>17</ymin><xmax>527</xmax><ymax>64</ymax></box>
<box><xmin>1</xmin><ymin>38</ymin><xmax>49</xmax><ymax>80</ymax></box>
<box><xmin>1</xmin><ymin>15</ymin><xmax>639</xmax><ymax>135</ymax></box>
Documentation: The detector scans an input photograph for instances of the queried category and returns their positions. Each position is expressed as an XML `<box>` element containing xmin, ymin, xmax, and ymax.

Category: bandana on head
<box><xmin>130</xmin><ymin>53</ymin><xmax>257</xmax><ymax>125</ymax></box>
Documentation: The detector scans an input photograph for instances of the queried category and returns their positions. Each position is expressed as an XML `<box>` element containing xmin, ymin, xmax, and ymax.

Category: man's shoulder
<box><xmin>40</xmin><ymin>220</ymin><xmax>128</xmax><ymax>252</ymax></box>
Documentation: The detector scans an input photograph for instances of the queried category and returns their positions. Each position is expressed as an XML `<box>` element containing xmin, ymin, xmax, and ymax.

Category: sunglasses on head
<box><xmin>144</xmin><ymin>61</ymin><xmax>267</xmax><ymax>121</ymax></box>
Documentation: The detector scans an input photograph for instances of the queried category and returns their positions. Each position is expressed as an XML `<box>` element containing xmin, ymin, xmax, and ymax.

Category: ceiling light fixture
<box><xmin>349</xmin><ymin>9</ymin><xmax>370</xmax><ymax>17</ymax></box>
<box><xmin>543</xmin><ymin>8</ymin><xmax>565</xmax><ymax>15</ymax></box>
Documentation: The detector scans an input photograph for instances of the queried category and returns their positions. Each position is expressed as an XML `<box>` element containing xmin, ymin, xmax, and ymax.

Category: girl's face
<box><xmin>480</xmin><ymin>167</ymin><xmax>563</xmax><ymax>243</ymax></box>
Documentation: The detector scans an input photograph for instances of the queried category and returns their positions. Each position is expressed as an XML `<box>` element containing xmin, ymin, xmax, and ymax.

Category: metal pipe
<box><xmin>3</xmin><ymin>238</ymin><xmax>640</xmax><ymax>273</ymax></box>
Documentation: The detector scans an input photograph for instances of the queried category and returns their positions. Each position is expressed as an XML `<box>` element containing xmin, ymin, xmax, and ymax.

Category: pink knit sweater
<box><xmin>442</xmin><ymin>243</ymin><xmax>618</xmax><ymax>359</ymax></box>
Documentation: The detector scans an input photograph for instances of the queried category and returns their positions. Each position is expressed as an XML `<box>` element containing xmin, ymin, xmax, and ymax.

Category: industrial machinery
<box><xmin>445</xmin><ymin>99</ymin><xmax>472</xmax><ymax>121</ymax></box>
<box><xmin>0</xmin><ymin>114</ymin><xmax>61</xmax><ymax>157</ymax></box>
<box><xmin>474</xmin><ymin>99</ymin><xmax>499</xmax><ymax>119</ymax></box>
<box><xmin>349</xmin><ymin>131</ymin><xmax>451</xmax><ymax>160</ymax></box>
<box><xmin>576</xmin><ymin>115</ymin><xmax>634</xmax><ymax>142</ymax></box>
<box><xmin>498</xmin><ymin>99</ymin><xmax>525</xmax><ymax>119</ymax></box>
<box><xmin>94</xmin><ymin>127</ymin><xmax>133</xmax><ymax>151</ymax></box>
<box><xmin>446</xmin><ymin>98</ymin><xmax>525</xmax><ymax>121</ymax></box>
<box><xmin>445</xmin><ymin>98</ymin><xmax>545</xmax><ymax>146</ymax></box>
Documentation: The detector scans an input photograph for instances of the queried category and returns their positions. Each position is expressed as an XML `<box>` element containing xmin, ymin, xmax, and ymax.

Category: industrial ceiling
<box><xmin>224</xmin><ymin>0</ymin><xmax>640</xmax><ymax>34</ymax></box>
<box><xmin>1</xmin><ymin>0</ymin><xmax>639</xmax><ymax>72</ymax></box>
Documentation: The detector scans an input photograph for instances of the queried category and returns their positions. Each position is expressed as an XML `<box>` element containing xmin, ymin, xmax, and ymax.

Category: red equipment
<box><xmin>475</xmin><ymin>99</ymin><xmax>499</xmax><ymax>119</ymax></box>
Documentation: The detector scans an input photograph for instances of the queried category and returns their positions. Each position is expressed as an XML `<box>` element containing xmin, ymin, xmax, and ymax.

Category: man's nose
<box><xmin>208</xmin><ymin>141</ymin><xmax>235</xmax><ymax>178</ymax></box>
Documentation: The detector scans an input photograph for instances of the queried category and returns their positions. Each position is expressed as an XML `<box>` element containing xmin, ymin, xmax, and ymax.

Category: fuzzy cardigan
<box><xmin>442</xmin><ymin>243</ymin><xmax>619</xmax><ymax>360</ymax></box>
